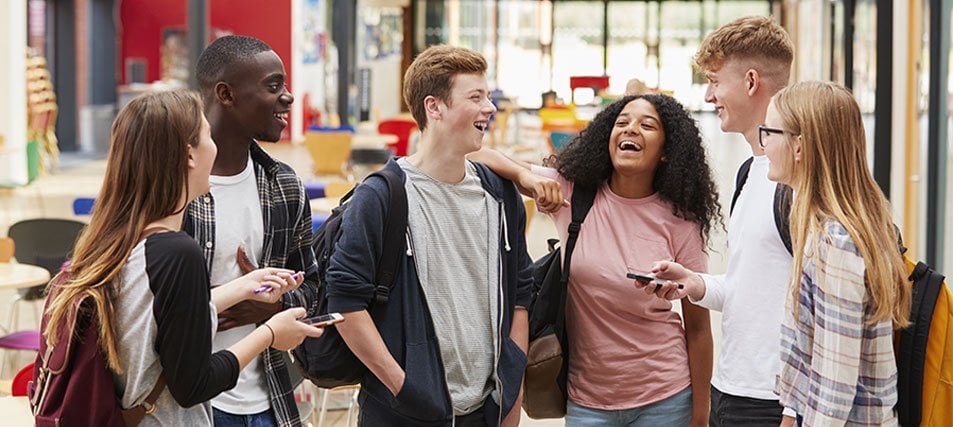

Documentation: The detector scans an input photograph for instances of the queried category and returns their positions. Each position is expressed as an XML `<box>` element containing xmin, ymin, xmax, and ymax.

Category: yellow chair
<box><xmin>304</xmin><ymin>131</ymin><xmax>352</xmax><ymax>177</ymax></box>
<box><xmin>0</xmin><ymin>237</ymin><xmax>13</xmax><ymax>263</ymax></box>
<box><xmin>324</xmin><ymin>180</ymin><xmax>355</xmax><ymax>198</ymax></box>
<box><xmin>523</xmin><ymin>197</ymin><xmax>536</xmax><ymax>236</ymax></box>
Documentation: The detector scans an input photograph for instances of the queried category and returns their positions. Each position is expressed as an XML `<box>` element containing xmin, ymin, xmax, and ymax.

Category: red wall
<box><xmin>118</xmin><ymin>0</ymin><xmax>292</xmax><ymax>88</ymax></box>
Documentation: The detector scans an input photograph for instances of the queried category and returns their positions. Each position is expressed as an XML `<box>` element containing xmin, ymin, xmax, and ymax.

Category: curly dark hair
<box><xmin>554</xmin><ymin>94</ymin><xmax>723</xmax><ymax>244</ymax></box>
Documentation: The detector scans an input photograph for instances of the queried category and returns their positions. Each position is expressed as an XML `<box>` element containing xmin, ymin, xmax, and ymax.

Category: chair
<box><xmin>304</xmin><ymin>131</ymin><xmax>353</xmax><ymax>177</ymax></box>
<box><xmin>316</xmin><ymin>385</ymin><xmax>360</xmax><ymax>427</ymax></box>
<box><xmin>0</xmin><ymin>332</ymin><xmax>40</xmax><ymax>378</ymax></box>
<box><xmin>549</xmin><ymin>131</ymin><xmax>577</xmax><ymax>152</ymax></box>
<box><xmin>72</xmin><ymin>197</ymin><xmax>96</xmax><ymax>215</ymax></box>
<box><xmin>324</xmin><ymin>181</ymin><xmax>355</xmax><ymax>199</ymax></box>
<box><xmin>522</xmin><ymin>197</ymin><xmax>536</xmax><ymax>236</ymax></box>
<box><xmin>0</xmin><ymin>237</ymin><xmax>13</xmax><ymax>262</ymax></box>
<box><xmin>377</xmin><ymin>118</ymin><xmax>417</xmax><ymax>157</ymax></box>
<box><xmin>11</xmin><ymin>362</ymin><xmax>35</xmax><ymax>396</ymax></box>
<box><xmin>7</xmin><ymin>219</ymin><xmax>86</xmax><ymax>331</ymax></box>
<box><xmin>487</xmin><ymin>104</ymin><xmax>515</xmax><ymax>148</ymax></box>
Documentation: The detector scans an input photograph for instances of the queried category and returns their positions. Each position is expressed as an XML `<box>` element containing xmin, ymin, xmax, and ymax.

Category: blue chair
<box><xmin>308</xmin><ymin>125</ymin><xmax>355</xmax><ymax>133</ymax></box>
<box><xmin>72</xmin><ymin>197</ymin><xmax>95</xmax><ymax>215</ymax></box>
<box><xmin>312</xmin><ymin>213</ymin><xmax>331</xmax><ymax>232</ymax></box>
<box><xmin>549</xmin><ymin>131</ymin><xmax>577</xmax><ymax>151</ymax></box>
<box><xmin>304</xmin><ymin>182</ymin><xmax>326</xmax><ymax>200</ymax></box>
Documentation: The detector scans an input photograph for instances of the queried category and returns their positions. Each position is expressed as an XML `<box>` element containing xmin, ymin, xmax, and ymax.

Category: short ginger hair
<box><xmin>402</xmin><ymin>45</ymin><xmax>488</xmax><ymax>131</ymax></box>
<box><xmin>695</xmin><ymin>16</ymin><xmax>794</xmax><ymax>88</ymax></box>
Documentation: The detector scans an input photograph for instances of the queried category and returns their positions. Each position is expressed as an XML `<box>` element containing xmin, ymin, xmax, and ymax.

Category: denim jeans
<box><xmin>565</xmin><ymin>386</ymin><xmax>693</xmax><ymax>427</ymax></box>
<box><xmin>212</xmin><ymin>407</ymin><xmax>278</xmax><ymax>427</ymax></box>
<box><xmin>709</xmin><ymin>386</ymin><xmax>784</xmax><ymax>427</ymax></box>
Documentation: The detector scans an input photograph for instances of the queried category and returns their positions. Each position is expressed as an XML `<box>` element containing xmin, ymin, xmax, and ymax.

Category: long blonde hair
<box><xmin>774</xmin><ymin>81</ymin><xmax>910</xmax><ymax>328</ymax></box>
<box><xmin>44</xmin><ymin>90</ymin><xmax>204</xmax><ymax>372</ymax></box>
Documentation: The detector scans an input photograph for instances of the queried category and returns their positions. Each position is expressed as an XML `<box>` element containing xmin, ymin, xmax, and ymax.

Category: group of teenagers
<box><xmin>37</xmin><ymin>13</ymin><xmax>909</xmax><ymax>427</ymax></box>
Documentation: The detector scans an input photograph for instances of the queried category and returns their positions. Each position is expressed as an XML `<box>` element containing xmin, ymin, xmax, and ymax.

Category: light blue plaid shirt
<box><xmin>776</xmin><ymin>220</ymin><xmax>899</xmax><ymax>426</ymax></box>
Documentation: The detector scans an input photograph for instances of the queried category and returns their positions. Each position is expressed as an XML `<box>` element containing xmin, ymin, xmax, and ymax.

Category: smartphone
<box><xmin>299</xmin><ymin>312</ymin><xmax>345</xmax><ymax>327</ymax></box>
<box><xmin>626</xmin><ymin>272</ymin><xmax>684</xmax><ymax>289</ymax></box>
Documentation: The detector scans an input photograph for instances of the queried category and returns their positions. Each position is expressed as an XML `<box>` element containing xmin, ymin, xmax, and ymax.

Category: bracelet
<box><xmin>263</xmin><ymin>324</ymin><xmax>275</xmax><ymax>348</ymax></box>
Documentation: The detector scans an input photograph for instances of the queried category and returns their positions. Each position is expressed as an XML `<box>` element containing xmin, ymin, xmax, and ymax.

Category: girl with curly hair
<box><xmin>471</xmin><ymin>94</ymin><xmax>721</xmax><ymax>426</ymax></box>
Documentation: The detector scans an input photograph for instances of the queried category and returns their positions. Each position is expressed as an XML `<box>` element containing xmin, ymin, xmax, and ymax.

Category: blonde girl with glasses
<box><xmin>762</xmin><ymin>81</ymin><xmax>910</xmax><ymax>426</ymax></box>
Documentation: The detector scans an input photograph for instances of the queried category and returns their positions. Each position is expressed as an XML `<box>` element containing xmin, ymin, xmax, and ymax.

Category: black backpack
<box><xmin>523</xmin><ymin>186</ymin><xmax>596</xmax><ymax>418</ymax></box>
<box><xmin>292</xmin><ymin>169</ymin><xmax>407</xmax><ymax>388</ymax></box>
<box><xmin>731</xmin><ymin>156</ymin><xmax>794</xmax><ymax>255</ymax></box>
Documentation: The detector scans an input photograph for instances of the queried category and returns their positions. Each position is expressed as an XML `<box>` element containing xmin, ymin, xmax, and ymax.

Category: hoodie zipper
<box><xmin>495</xmin><ymin>197</ymin><xmax>509</xmax><ymax>426</ymax></box>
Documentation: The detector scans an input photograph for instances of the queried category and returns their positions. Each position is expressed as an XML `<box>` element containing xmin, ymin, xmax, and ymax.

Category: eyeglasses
<box><xmin>758</xmin><ymin>125</ymin><xmax>791</xmax><ymax>148</ymax></box>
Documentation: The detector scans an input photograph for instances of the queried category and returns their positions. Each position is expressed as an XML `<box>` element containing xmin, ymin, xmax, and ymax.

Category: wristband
<box><xmin>263</xmin><ymin>324</ymin><xmax>275</xmax><ymax>348</ymax></box>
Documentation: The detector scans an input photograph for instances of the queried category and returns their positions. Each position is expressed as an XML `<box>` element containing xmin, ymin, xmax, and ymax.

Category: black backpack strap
<box><xmin>555</xmin><ymin>185</ymin><xmax>597</xmax><ymax>326</ymax></box>
<box><xmin>773</xmin><ymin>183</ymin><xmax>793</xmax><ymax>256</ymax></box>
<box><xmin>730</xmin><ymin>157</ymin><xmax>754</xmax><ymax>214</ymax></box>
<box><xmin>367</xmin><ymin>169</ymin><xmax>407</xmax><ymax>306</ymax></box>
<box><xmin>897</xmin><ymin>262</ymin><xmax>945</xmax><ymax>426</ymax></box>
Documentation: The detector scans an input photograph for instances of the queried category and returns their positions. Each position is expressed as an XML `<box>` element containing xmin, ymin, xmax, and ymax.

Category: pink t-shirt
<box><xmin>533</xmin><ymin>166</ymin><xmax>708</xmax><ymax>410</ymax></box>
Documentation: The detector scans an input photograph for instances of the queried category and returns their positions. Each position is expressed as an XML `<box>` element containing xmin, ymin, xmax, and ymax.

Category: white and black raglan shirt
<box><xmin>113</xmin><ymin>231</ymin><xmax>240</xmax><ymax>426</ymax></box>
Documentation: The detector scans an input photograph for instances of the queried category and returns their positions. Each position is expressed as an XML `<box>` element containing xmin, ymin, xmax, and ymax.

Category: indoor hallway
<box><xmin>0</xmin><ymin>112</ymin><xmax>747</xmax><ymax>426</ymax></box>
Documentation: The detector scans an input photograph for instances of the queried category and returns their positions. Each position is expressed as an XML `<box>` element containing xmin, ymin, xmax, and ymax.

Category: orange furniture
<box><xmin>377</xmin><ymin>118</ymin><xmax>417</xmax><ymax>156</ymax></box>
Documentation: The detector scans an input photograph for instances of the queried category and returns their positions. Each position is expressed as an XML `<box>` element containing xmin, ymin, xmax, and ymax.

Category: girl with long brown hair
<box><xmin>40</xmin><ymin>90</ymin><xmax>324</xmax><ymax>426</ymax></box>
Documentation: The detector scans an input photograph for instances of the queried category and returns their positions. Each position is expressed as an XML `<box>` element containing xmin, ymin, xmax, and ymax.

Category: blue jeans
<box><xmin>212</xmin><ymin>407</ymin><xmax>278</xmax><ymax>427</ymax></box>
<box><xmin>565</xmin><ymin>386</ymin><xmax>693</xmax><ymax>427</ymax></box>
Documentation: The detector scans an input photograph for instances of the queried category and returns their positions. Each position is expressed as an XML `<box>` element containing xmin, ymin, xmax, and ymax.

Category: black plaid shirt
<box><xmin>183</xmin><ymin>142</ymin><xmax>318</xmax><ymax>427</ymax></box>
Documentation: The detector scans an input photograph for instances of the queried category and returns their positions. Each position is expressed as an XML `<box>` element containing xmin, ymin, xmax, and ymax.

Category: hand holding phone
<box><xmin>626</xmin><ymin>272</ymin><xmax>684</xmax><ymax>289</ymax></box>
<box><xmin>299</xmin><ymin>312</ymin><xmax>345</xmax><ymax>327</ymax></box>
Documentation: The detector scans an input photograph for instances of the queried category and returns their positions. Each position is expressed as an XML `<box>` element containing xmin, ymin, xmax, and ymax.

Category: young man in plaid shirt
<box><xmin>184</xmin><ymin>35</ymin><xmax>318</xmax><ymax>427</ymax></box>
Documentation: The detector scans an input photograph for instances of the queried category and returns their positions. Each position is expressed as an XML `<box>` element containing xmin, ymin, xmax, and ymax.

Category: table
<box><xmin>352</xmin><ymin>133</ymin><xmax>398</xmax><ymax>149</ymax></box>
<box><xmin>0</xmin><ymin>396</ymin><xmax>34</xmax><ymax>426</ymax></box>
<box><xmin>311</xmin><ymin>197</ymin><xmax>342</xmax><ymax>214</ymax></box>
<box><xmin>0</xmin><ymin>263</ymin><xmax>51</xmax><ymax>291</ymax></box>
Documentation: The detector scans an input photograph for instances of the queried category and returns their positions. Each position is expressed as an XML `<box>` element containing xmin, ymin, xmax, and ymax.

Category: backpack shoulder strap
<box><xmin>368</xmin><ymin>168</ymin><xmax>407</xmax><ymax>306</ymax></box>
<box><xmin>773</xmin><ymin>183</ymin><xmax>793</xmax><ymax>256</ymax></box>
<box><xmin>560</xmin><ymin>185</ymin><xmax>597</xmax><ymax>283</ymax></box>
<box><xmin>730</xmin><ymin>157</ymin><xmax>754</xmax><ymax>214</ymax></box>
<box><xmin>554</xmin><ymin>184</ymin><xmax>597</xmax><ymax>334</ymax></box>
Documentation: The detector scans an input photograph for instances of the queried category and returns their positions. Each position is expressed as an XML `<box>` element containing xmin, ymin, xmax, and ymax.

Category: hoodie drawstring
<box><xmin>501</xmin><ymin>205</ymin><xmax>511</xmax><ymax>252</ymax></box>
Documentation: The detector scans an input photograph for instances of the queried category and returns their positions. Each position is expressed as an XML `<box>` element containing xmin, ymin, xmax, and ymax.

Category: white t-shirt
<box><xmin>208</xmin><ymin>156</ymin><xmax>269</xmax><ymax>414</ymax></box>
<box><xmin>692</xmin><ymin>155</ymin><xmax>793</xmax><ymax>401</ymax></box>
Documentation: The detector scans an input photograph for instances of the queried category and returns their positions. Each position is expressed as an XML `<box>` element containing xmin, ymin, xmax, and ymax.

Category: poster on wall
<box><xmin>160</xmin><ymin>28</ymin><xmax>189</xmax><ymax>82</ymax></box>
<box><xmin>361</xmin><ymin>8</ymin><xmax>402</xmax><ymax>61</ymax></box>
<box><xmin>303</xmin><ymin>0</ymin><xmax>326</xmax><ymax>64</ymax></box>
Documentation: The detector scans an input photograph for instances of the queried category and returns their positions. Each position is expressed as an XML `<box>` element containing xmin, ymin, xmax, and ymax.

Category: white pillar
<box><xmin>290</xmin><ymin>0</ymin><xmax>304</xmax><ymax>143</ymax></box>
<box><xmin>0</xmin><ymin>0</ymin><xmax>28</xmax><ymax>186</ymax></box>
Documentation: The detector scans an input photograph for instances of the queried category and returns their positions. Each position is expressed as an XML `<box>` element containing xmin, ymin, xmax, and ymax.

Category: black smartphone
<box><xmin>299</xmin><ymin>312</ymin><xmax>345</xmax><ymax>327</ymax></box>
<box><xmin>626</xmin><ymin>272</ymin><xmax>684</xmax><ymax>289</ymax></box>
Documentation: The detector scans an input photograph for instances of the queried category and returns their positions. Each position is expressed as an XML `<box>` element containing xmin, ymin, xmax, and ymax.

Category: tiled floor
<box><xmin>0</xmin><ymin>112</ymin><xmax>747</xmax><ymax>425</ymax></box>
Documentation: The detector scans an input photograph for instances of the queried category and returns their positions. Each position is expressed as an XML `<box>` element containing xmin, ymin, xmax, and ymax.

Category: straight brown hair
<box><xmin>44</xmin><ymin>90</ymin><xmax>204</xmax><ymax>372</ymax></box>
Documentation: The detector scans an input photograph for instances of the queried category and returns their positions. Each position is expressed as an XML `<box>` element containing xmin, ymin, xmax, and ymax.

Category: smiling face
<box><xmin>762</xmin><ymin>101</ymin><xmax>799</xmax><ymax>185</ymax></box>
<box><xmin>609</xmin><ymin>99</ymin><xmax>666</xmax><ymax>175</ymax></box>
<box><xmin>229</xmin><ymin>50</ymin><xmax>294</xmax><ymax>142</ymax></box>
<box><xmin>704</xmin><ymin>59</ymin><xmax>759</xmax><ymax>136</ymax></box>
<box><xmin>430</xmin><ymin>73</ymin><xmax>497</xmax><ymax>154</ymax></box>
